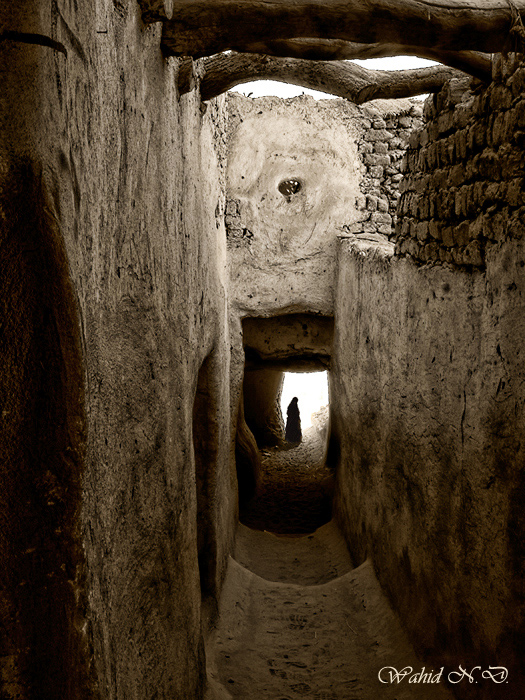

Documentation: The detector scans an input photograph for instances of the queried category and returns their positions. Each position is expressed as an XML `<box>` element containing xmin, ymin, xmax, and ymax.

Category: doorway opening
<box><xmin>281</xmin><ymin>369</ymin><xmax>329</xmax><ymax>436</ymax></box>
<box><xmin>239</xmin><ymin>367</ymin><xmax>333</xmax><ymax>534</ymax></box>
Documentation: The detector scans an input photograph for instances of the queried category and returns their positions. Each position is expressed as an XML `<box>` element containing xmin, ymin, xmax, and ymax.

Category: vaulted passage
<box><xmin>239</xmin><ymin>370</ymin><xmax>332</xmax><ymax>534</ymax></box>
<box><xmin>216</xmin><ymin>312</ymin><xmax>455</xmax><ymax>698</ymax></box>
<box><xmin>237</xmin><ymin>315</ymin><xmax>334</xmax><ymax>534</ymax></box>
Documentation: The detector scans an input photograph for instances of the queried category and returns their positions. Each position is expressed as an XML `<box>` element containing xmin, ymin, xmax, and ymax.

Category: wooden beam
<box><xmin>234</xmin><ymin>39</ymin><xmax>492</xmax><ymax>82</ymax></box>
<box><xmin>163</xmin><ymin>0</ymin><xmax>524</xmax><ymax>58</ymax></box>
<box><xmin>179</xmin><ymin>52</ymin><xmax>462</xmax><ymax>103</ymax></box>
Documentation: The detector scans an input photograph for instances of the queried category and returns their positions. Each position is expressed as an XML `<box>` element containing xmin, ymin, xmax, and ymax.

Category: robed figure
<box><xmin>285</xmin><ymin>396</ymin><xmax>302</xmax><ymax>444</ymax></box>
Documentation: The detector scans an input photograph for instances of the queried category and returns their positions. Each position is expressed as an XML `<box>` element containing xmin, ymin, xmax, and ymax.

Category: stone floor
<box><xmin>205</xmin><ymin>437</ymin><xmax>454</xmax><ymax>700</ymax></box>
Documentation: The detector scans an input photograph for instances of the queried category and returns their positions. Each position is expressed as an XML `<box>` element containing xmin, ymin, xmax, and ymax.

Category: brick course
<box><xmin>395</xmin><ymin>57</ymin><xmax>525</xmax><ymax>268</ymax></box>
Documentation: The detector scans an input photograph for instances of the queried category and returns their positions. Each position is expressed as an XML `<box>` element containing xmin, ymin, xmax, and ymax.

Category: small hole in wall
<box><xmin>278</xmin><ymin>178</ymin><xmax>302</xmax><ymax>199</ymax></box>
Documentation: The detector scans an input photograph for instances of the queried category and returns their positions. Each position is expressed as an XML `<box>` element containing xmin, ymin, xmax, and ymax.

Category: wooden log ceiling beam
<box><xmin>178</xmin><ymin>52</ymin><xmax>464</xmax><ymax>102</ymax></box>
<box><xmin>160</xmin><ymin>1</ymin><xmax>525</xmax><ymax>58</ymax></box>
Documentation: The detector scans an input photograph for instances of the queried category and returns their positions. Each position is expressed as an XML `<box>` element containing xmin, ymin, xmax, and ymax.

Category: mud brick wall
<box><xmin>396</xmin><ymin>61</ymin><xmax>525</xmax><ymax>267</ymax></box>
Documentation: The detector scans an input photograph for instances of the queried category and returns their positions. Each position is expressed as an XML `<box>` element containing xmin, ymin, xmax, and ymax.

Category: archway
<box><xmin>238</xmin><ymin>314</ymin><xmax>335</xmax><ymax>534</ymax></box>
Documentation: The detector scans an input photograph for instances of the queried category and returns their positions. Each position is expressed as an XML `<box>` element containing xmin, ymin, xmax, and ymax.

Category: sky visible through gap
<box><xmin>232</xmin><ymin>56</ymin><xmax>437</xmax><ymax>99</ymax></box>
<box><xmin>281</xmin><ymin>371</ymin><xmax>329</xmax><ymax>430</ymax></box>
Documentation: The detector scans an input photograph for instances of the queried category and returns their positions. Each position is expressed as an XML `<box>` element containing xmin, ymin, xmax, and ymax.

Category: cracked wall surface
<box><xmin>332</xmin><ymin>58</ymin><xmax>525</xmax><ymax>700</ymax></box>
<box><xmin>0</xmin><ymin>3</ymin><xmax>235</xmax><ymax>699</ymax></box>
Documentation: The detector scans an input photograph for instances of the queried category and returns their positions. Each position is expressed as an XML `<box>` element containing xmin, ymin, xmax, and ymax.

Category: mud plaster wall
<box><xmin>226</xmin><ymin>92</ymin><xmax>422</xmax><ymax>321</ymax></box>
<box><xmin>225</xmin><ymin>94</ymin><xmax>421</xmax><ymax>465</ymax></box>
<box><xmin>226</xmin><ymin>92</ymin><xmax>360</xmax><ymax>319</ymax></box>
<box><xmin>243</xmin><ymin>369</ymin><xmax>284</xmax><ymax>448</ymax></box>
<box><xmin>0</xmin><ymin>3</ymin><xmax>235</xmax><ymax>699</ymax></box>
<box><xmin>331</xmin><ymin>64</ymin><xmax>525</xmax><ymax>699</ymax></box>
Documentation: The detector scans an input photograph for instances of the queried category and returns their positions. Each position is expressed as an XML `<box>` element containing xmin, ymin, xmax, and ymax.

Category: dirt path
<box><xmin>206</xmin><ymin>522</ymin><xmax>454</xmax><ymax>700</ymax></box>
<box><xmin>239</xmin><ymin>427</ymin><xmax>334</xmax><ymax>534</ymax></box>
<box><xmin>206</xmin><ymin>431</ymin><xmax>454</xmax><ymax>699</ymax></box>
<box><xmin>233</xmin><ymin>520</ymin><xmax>353</xmax><ymax>585</ymax></box>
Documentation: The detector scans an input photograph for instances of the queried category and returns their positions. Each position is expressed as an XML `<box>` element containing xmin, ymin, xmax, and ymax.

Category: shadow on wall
<box><xmin>192</xmin><ymin>353</ymin><xmax>220</xmax><ymax>617</ymax></box>
<box><xmin>0</xmin><ymin>159</ymin><xmax>92</xmax><ymax>697</ymax></box>
<box><xmin>234</xmin><ymin>390</ymin><xmax>263</xmax><ymax>503</ymax></box>
<box><xmin>242</xmin><ymin>367</ymin><xmax>285</xmax><ymax>448</ymax></box>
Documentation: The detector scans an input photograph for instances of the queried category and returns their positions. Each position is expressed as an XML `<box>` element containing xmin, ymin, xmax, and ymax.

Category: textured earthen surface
<box><xmin>0</xmin><ymin>3</ymin><xmax>235</xmax><ymax>699</ymax></box>
<box><xmin>226</xmin><ymin>93</ymin><xmax>360</xmax><ymax>317</ymax></box>
<box><xmin>332</xmin><ymin>232</ymin><xmax>525</xmax><ymax>699</ymax></box>
<box><xmin>226</xmin><ymin>93</ymin><xmax>422</xmax><ymax>318</ymax></box>
<box><xmin>206</xmin><ymin>522</ymin><xmax>453</xmax><ymax>700</ymax></box>
<box><xmin>243</xmin><ymin>368</ymin><xmax>284</xmax><ymax>447</ymax></box>
<box><xmin>0</xmin><ymin>158</ymin><xmax>92</xmax><ymax>700</ymax></box>
<box><xmin>243</xmin><ymin>314</ymin><xmax>334</xmax><ymax>369</ymax></box>
<box><xmin>239</xmin><ymin>427</ymin><xmax>334</xmax><ymax>534</ymax></box>
<box><xmin>4</xmin><ymin>3</ymin><xmax>525</xmax><ymax>697</ymax></box>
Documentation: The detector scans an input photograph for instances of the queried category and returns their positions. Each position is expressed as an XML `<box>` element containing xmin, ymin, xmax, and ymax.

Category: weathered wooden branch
<box><xmin>179</xmin><ymin>52</ymin><xmax>462</xmax><ymax>103</ymax></box>
<box><xmin>163</xmin><ymin>0</ymin><xmax>525</xmax><ymax>58</ymax></box>
<box><xmin>235</xmin><ymin>39</ymin><xmax>492</xmax><ymax>82</ymax></box>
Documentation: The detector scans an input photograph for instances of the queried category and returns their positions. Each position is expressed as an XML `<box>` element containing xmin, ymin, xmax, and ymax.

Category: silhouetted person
<box><xmin>285</xmin><ymin>397</ymin><xmax>302</xmax><ymax>445</ymax></box>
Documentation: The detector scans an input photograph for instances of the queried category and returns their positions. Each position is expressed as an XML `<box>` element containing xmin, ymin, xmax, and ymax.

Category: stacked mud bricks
<box><xmin>396</xmin><ymin>55</ymin><xmax>525</xmax><ymax>268</ymax></box>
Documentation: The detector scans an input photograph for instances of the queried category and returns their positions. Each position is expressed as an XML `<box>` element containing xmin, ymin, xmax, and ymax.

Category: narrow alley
<box><xmin>206</xmin><ymin>430</ymin><xmax>454</xmax><ymax>700</ymax></box>
<box><xmin>4</xmin><ymin>6</ymin><xmax>525</xmax><ymax>696</ymax></box>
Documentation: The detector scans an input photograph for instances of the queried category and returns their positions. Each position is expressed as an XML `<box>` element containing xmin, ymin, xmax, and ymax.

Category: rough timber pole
<box><xmin>180</xmin><ymin>54</ymin><xmax>461</xmax><ymax>102</ymax></box>
<box><xmin>162</xmin><ymin>0</ymin><xmax>524</xmax><ymax>57</ymax></box>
